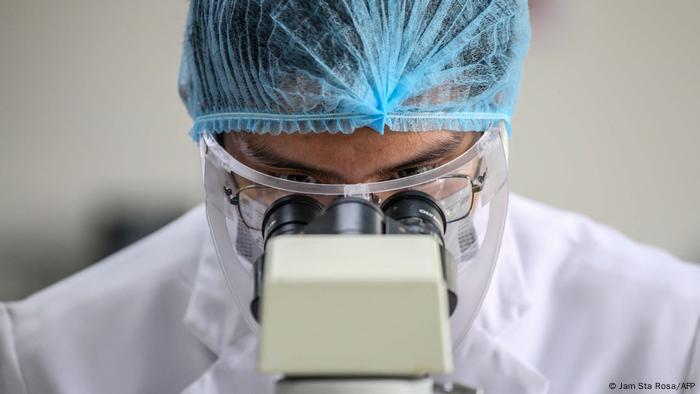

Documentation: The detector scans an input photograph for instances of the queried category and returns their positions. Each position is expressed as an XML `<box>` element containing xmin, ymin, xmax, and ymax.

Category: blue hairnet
<box><xmin>180</xmin><ymin>0</ymin><xmax>530</xmax><ymax>139</ymax></box>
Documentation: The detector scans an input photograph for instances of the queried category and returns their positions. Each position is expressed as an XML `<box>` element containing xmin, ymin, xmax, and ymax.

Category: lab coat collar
<box><xmin>182</xmin><ymin>200</ymin><xmax>545</xmax><ymax>393</ymax></box>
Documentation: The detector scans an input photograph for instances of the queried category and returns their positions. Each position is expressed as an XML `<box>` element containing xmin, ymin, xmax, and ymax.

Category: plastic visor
<box><xmin>202</xmin><ymin>124</ymin><xmax>506</xmax><ymax>225</ymax></box>
<box><xmin>201</xmin><ymin>124</ymin><xmax>509</xmax><ymax>350</ymax></box>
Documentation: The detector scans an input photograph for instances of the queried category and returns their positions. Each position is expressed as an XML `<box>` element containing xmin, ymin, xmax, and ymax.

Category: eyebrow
<box><xmin>235</xmin><ymin>133</ymin><xmax>469</xmax><ymax>182</ymax></box>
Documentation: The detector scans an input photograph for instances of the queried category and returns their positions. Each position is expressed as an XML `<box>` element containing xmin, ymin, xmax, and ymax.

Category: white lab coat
<box><xmin>1</xmin><ymin>194</ymin><xmax>699</xmax><ymax>394</ymax></box>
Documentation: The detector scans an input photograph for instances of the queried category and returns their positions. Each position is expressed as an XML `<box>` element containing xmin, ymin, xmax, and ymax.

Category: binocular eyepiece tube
<box><xmin>262</xmin><ymin>190</ymin><xmax>447</xmax><ymax>242</ymax></box>
<box><xmin>252</xmin><ymin>190</ymin><xmax>457</xmax><ymax>321</ymax></box>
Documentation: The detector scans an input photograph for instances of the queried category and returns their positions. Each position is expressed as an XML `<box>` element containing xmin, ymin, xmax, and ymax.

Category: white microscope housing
<box><xmin>258</xmin><ymin>234</ymin><xmax>455</xmax><ymax>394</ymax></box>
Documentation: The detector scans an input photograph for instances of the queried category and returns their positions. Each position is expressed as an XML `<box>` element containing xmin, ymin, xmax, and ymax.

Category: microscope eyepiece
<box><xmin>381</xmin><ymin>190</ymin><xmax>447</xmax><ymax>245</ymax></box>
<box><xmin>261</xmin><ymin>194</ymin><xmax>324</xmax><ymax>243</ymax></box>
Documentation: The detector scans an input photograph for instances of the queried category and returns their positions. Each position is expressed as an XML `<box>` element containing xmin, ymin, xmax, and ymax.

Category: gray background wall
<box><xmin>1</xmin><ymin>0</ymin><xmax>698</xmax><ymax>300</ymax></box>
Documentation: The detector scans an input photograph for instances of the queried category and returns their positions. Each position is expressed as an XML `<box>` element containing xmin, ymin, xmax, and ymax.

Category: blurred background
<box><xmin>0</xmin><ymin>0</ymin><xmax>698</xmax><ymax>300</ymax></box>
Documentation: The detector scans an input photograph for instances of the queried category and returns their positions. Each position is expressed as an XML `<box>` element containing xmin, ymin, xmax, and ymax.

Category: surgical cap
<box><xmin>179</xmin><ymin>0</ymin><xmax>530</xmax><ymax>139</ymax></box>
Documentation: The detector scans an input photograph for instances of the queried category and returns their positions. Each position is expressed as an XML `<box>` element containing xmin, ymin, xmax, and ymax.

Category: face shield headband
<box><xmin>200</xmin><ymin>123</ymin><xmax>509</xmax><ymax>350</ymax></box>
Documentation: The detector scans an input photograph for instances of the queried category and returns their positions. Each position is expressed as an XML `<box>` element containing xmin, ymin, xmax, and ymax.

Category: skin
<box><xmin>222</xmin><ymin>127</ymin><xmax>479</xmax><ymax>185</ymax></box>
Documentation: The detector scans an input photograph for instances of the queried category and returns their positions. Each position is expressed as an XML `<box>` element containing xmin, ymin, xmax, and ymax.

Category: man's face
<box><xmin>222</xmin><ymin>127</ymin><xmax>478</xmax><ymax>184</ymax></box>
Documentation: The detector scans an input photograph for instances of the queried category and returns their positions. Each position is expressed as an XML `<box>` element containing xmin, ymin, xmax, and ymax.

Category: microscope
<box><xmin>251</xmin><ymin>191</ymin><xmax>481</xmax><ymax>394</ymax></box>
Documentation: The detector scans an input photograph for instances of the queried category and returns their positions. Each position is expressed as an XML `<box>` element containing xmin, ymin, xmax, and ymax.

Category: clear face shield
<box><xmin>200</xmin><ymin>123</ymin><xmax>509</xmax><ymax>347</ymax></box>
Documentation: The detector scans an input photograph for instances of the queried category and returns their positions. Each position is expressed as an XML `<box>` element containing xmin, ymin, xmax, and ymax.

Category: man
<box><xmin>1</xmin><ymin>1</ymin><xmax>699</xmax><ymax>393</ymax></box>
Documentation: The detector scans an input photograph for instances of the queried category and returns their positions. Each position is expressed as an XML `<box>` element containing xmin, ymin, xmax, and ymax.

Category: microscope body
<box><xmin>250</xmin><ymin>194</ymin><xmax>480</xmax><ymax>394</ymax></box>
<box><xmin>259</xmin><ymin>235</ymin><xmax>451</xmax><ymax>372</ymax></box>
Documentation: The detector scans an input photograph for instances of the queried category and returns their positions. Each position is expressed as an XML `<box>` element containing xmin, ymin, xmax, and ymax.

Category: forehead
<box><xmin>224</xmin><ymin>127</ymin><xmax>464</xmax><ymax>158</ymax></box>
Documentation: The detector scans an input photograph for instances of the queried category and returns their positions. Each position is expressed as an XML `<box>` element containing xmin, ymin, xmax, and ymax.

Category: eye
<box><xmin>394</xmin><ymin>164</ymin><xmax>438</xmax><ymax>179</ymax></box>
<box><xmin>274</xmin><ymin>173</ymin><xmax>317</xmax><ymax>183</ymax></box>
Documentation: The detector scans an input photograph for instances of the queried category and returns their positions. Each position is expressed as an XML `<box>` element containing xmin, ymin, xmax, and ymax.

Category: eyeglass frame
<box><xmin>223</xmin><ymin>170</ymin><xmax>486</xmax><ymax>231</ymax></box>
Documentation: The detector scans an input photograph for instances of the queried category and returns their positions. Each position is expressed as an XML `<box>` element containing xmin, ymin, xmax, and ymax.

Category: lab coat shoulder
<box><xmin>0</xmin><ymin>205</ymin><xmax>215</xmax><ymax>394</ymax></box>
<box><xmin>506</xmin><ymin>195</ymin><xmax>700</xmax><ymax>392</ymax></box>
